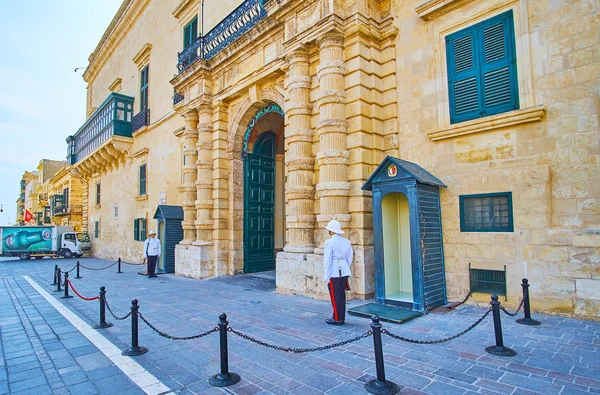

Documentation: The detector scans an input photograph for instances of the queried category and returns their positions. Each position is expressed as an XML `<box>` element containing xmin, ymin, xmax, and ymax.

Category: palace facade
<box><xmin>60</xmin><ymin>0</ymin><xmax>598</xmax><ymax>317</ymax></box>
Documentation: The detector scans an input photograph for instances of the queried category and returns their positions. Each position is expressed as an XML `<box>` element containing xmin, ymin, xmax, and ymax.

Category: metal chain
<box><xmin>79</xmin><ymin>261</ymin><xmax>118</xmax><ymax>271</ymax></box>
<box><xmin>136</xmin><ymin>311</ymin><xmax>219</xmax><ymax>340</ymax></box>
<box><xmin>104</xmin><ymin>299</ymin><xmax>132</xmax><ymax>320</ymax></box>
<box><xmin>382</xmin><ymin>308</ymin><xmax>492</xmax><ymax>345</ymax></box>
<box><xmin>228</xmin><ymin>327</ymin><xmax>372</xmax><ymax>353</ymax></box>
<box><xmin>500</xmin><ymin>298</ymin><xmax>524</xmax><ymax>317</ymax></box>
<box><xmin>63</xmin><ymin>264</ymin><xmax>78</xmax><ymax>273</ymax></box>
<box><xmin>449</xmin><ymin>291</ymin><xmax>473</xmax><ymax>310</ymax></box>
<box><xmin>121</xmin><ymin>260</ymin><xmax>145</xmax><ymax>266</ymax></box>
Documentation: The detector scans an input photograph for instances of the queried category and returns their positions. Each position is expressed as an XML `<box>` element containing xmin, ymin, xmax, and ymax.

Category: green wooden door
<box><xmin>244</xmin><ymin>132</ymin><xmax>276</xmax><ymax>273</ymax></box>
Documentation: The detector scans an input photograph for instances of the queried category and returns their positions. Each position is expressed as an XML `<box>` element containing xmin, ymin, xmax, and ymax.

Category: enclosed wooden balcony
<box><xmin>67</xmin><ymin>93</ymin><xmax>135</xmax><ymax>176</ymax></box>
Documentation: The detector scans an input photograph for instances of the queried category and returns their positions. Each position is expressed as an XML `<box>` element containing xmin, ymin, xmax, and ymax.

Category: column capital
<box><xmin>315</xmin><ymin>30</ymin><xmax>345</xmax><ymax>49</ymax></box>
<box><xmin>285</xmin><ymin>45</ymin><xmax>310</xmax><ymax>63</ymax></box>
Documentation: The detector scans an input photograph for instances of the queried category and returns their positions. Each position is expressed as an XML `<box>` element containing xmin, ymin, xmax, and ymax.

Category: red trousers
<box><xmin>328</xmin><ymin>276</ymin><xmax>348</xmax><ymax>322</ymax></box>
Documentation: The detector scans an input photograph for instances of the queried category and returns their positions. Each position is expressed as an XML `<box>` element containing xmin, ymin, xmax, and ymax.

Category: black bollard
<box><xmin>516</xmin><ymin>279</ymin><xmax>541</xmax><ymax>326</ymax></box>
<box><xmin>122</xmin><ymin>299</ymin><xmax>148</xmax><ymax>356</ymax></box>
<box><xmin>209</xmin><ymin>313</ymin><xmax>241</xmax><ymax>387</ymax></box>
<box><xmin>54</xmin><ymin>268</ymin><xmax>62</xmax><ymax>292</ymax></box>
<box><xmin>486</xmin><ymin>295</ymin><xmax>516</xmax><ymax>357</ymax></box>
<box><xmin>52</xmin><ymin>264</ymin><xmax>58</xmax><ymax>285</ymax></box>
<box><xmin>61</xmin><ymin>272</ymin><xmax>73</xmax><ymax>299</ymax></box>
<box><xmin>117</xmin><ymin>258</ymin><xmax>122</xmax><ymax>274</ymax></box>
<box><xmin>93</xmin><ymin>287</ymin><xmax>113</xmax><ymax>329</ymax></box>
<box><xmin>365</xmin><ymin>316</ymin><xmax>400</xmax><ymax>395</ymax></box>
<box><xmin>75</xmin><ymin>261</ymin><xmax>82</xmax><ymax>279</ymax></box>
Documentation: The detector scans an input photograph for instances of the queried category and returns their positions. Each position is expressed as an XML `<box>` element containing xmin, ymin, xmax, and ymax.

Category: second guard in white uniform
<box><xmin>323</xmin><ymin>220</ymin><xmax>353</xmax><ymax>325</ymax></box>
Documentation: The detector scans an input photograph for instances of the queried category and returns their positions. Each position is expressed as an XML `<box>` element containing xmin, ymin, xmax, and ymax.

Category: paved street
<box><xmin>1</xmin><ymin>256</ymin><xmax>599</xmax><ymax>394</ymax></box>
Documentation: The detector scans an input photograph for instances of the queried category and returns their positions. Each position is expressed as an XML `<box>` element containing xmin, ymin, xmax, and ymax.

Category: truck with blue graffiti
<box><xmin>0</xmin><ymin>226</ymin><xmax>91</xmax><ymax>260</ymax></box>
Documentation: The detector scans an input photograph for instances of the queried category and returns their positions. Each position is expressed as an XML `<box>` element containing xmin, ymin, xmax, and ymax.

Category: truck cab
<box><xmin>59</xmin><ymin>232</ymin><xmax>91</xmax><ymax>258</ymax></box>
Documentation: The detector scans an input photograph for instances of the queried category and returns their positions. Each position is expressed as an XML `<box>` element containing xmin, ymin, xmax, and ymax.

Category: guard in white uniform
<box><xmin>143</xmin><ymin>230</ymin><xmax>161</xmax><ymax>278</ymax></box>
<box><xmin>323</xmin><ymin>220</ymin><xmax>353</xmax><ymax>325</ymax></box>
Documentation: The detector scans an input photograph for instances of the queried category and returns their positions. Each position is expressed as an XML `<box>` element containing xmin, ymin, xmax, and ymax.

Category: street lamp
<box><xmin>0</xmin><ymin>204</ymin><xmax>3</xmax><ymax>213</ymax></box>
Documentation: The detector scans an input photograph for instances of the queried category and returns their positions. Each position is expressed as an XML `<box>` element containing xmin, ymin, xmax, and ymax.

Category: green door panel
<box><xmin>244</xmin><ymin>132</ymin><xmax>276</xmax><ymax>273</ymax></box>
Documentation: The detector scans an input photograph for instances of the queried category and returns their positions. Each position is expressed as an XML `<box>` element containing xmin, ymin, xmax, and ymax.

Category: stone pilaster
<box><xmin>82</xmin><ymin>181</ymin><xmax>88</xmax><ymax>233</ymax></box>
<box><xmin>284</xmin><ymin>46</ymin><xmax>315</xmax><ymax>253</ymax></box>
<box><xmin>315</xmin><ymin>32</ymin><xmax>351</xmax><ymax>252</ymax></box>
<box><xmin>194</xmin><ymin>102</ymin><xmax>213</xmax><ymax>244</ymax></box>
<box><xmin>181</xmin><ymin>109</ymin><xmax>199</xmax><ymax>244</ymax></box>
<box><xmin>212</xmin><ymin>101</ymin><xmax>230</xmax><ymax>275</ymax></box>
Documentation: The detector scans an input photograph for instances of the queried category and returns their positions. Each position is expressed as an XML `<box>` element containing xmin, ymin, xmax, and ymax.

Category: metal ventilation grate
<box><xmin>469</xmin><ymin>263</ymin><xmax>507</xmax><ymax>300</ymax></box>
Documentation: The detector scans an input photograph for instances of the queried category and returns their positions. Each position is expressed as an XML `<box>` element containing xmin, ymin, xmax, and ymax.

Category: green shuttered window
<box><xmin>460</xmin><ymin>192</ymin><xmax>513</xmax><ymax>232</ymax></box>
<box><xmin>183</xmin><ymin>17</ymin><xmax>198</xmax><ymax>49</ymax></box>
<box><xmin>94</xmin><ymin>220</ymin><xmax>100</xmax><ymax>239</ymax></box>
<box><xmin>140</xmin><ymin>66</ymin><xmax>149</xmax><ymax>111</ymax></box>
<box><xmin>139</xmin><ymin>164</ymin><xmax>147</xmax><ymax>196</ymax></box>
<box><xmin>133</xmin><ymin>218</ymin><xmax>147</xmax><ymax>241</ymax></box>
<box><xmin>446</xmin><ymin>10</ymin><xmax>519</xmax><ymax>124</ymax></box>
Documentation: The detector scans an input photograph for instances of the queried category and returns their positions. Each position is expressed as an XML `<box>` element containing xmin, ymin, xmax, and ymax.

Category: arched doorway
<box><xmin>242</xmin><ymin>103</ymin><xmax>285</xmax><ymax>273</ymax></box>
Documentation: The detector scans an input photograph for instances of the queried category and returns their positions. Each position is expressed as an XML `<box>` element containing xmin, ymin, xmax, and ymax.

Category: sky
<box><xmin>0</xmin><ymin>0</ymin><xmax>123</xmax><ymax>225</ymax></box>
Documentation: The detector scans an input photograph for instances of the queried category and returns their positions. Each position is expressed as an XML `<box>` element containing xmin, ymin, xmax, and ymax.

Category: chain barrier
<box><xmin>79</xmin><ymin>261</ymin><xmax>119</xmax><ymax>271</ymax></box>
<box><xmin>66</xmin><ymin>280</ymin><xmax>99</xmax><ymax>301</ymax></box>
<box><xmin>500</xmin><ymin>298</ymin><xmax>524</xmax><ymax>317</ymax></box>
<box><xmin>63</xmin><ymin>264</ymin><xmax>78</xmax><ymax>273</ymax></box>
<box><xmin>448</xmin><ymin>291</ymin><xmax>473</xmax><ymax>310</ymax></box>
<box><xmin>121</xmin><ymin>260</ymin><xmax>145</xmax><ymax>266</ymax></box>
<box><xmin>136</xmin><ymin>311</ymin><xmax>219</xmax><ymax>340</ymax></box>
<box><xmin>228</xmin><ymin>327</ymin><xmax>373</xmax><ymax>353</ymax></box>
<box><xmin>105</xmin><ymin>299</ymin><xmax>132</xmax><ymax>321</ymax></box>
<box><xmin>382</xmin><ymin>308</ymin><xmax>492</xmax><ymax>345</ymax></box>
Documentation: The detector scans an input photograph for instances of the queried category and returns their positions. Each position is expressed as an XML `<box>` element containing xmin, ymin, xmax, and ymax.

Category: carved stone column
<box><xmin>194</xmin><ymin>101</ymin><xmax>213</xmax><ymax>244</ymax></box>
<box><xmin>181</xmin><ymin>109</ymin><xmax>199</xmax><ymax>244</ymax></box>
<box><xmin>315</xmin><ymin>31</ymin><xmax>351</xmax><ymax>252</ymax></box>
<box><xmin>212</xmin><ymin>101</ymin><xmax>230</xmax><ymax>275</ymax></box>
<box><xmin>284</xmin><ymin>46</ymin><xmax>315</xmax><ymax>253</ymax></box>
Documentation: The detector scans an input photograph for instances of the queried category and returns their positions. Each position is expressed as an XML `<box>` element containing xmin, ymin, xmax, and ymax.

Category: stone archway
<box><xmin>227</xmin><ymin>91</ymin><xmax>285</xmax><ymax>274</ymax></box>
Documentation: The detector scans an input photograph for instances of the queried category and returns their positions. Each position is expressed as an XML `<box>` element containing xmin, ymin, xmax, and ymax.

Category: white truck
<box><xmin>0</xmin><ymin>226</ymin><xmax>91</xmax><ymax>260</ymax></box>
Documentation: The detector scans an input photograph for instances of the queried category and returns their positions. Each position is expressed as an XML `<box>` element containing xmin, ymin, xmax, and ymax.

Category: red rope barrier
<box><xmin>67</xmin><ymin>280</ymin><xmax>100</xmax><ymax>301</ymax></box>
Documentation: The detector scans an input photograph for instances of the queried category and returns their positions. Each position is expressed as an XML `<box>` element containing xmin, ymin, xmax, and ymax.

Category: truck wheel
<box><xmin>19</xmin><ymin>252</ymin><xmax>31</xmax><ymax>260</ymax></box>
<box><xmin>63</xmin><ymin>250</ymin><xmax>73</xmax><ymax>259</ymax></box>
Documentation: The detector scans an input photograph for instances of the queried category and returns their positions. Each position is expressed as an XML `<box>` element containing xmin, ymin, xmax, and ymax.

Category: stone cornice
<box><xmin>132</xmin><ymin>42</ymin><xmax>152</xmax><ymax>67</ymax></box>
<box><xmin>132</xmin><ymin>148</ymin><xmax>149</xmax><ymax>158</ymax></box>
<box><xmin>108</xmin><ymin>77</ymin><xmax>122</xmax><ymax>92</ymax></box>
<box><xmin>83</xmin><ymin>0</ymin><xmax>150</xmax><ymax>83</ymax></box>
<box><xmin>428</xmin><ymin>105</ymin><xmax>547</xmax><ymax>141</ymax></box>
<box><xmin>415</xmin><ymin>0</ymin><xmax>476</xmax><ymax>21</ymax></box>
<box><xmin>172</xmin><ymin>0</ymin><xmax>199</xmax><ymax>19</ymax></box>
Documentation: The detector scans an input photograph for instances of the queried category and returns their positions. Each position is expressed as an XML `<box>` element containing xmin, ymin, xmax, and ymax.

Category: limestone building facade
<box><xmin>65</xmin><ymin>0</ymin><xmax>598</xmax><ymax>318</ymax></box>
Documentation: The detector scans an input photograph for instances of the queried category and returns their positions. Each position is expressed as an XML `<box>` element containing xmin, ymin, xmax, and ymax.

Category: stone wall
<box><xmin>395</xmin><ymin>0</ymin><xmax>599</xmax><ymax>316</ymax></box>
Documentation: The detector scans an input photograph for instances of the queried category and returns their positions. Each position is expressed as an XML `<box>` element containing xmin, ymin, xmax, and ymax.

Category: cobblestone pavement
<box><xmin>1</xmin><ymin>256</ymin><xmax>599</xmax><ymax>395</ymax></box>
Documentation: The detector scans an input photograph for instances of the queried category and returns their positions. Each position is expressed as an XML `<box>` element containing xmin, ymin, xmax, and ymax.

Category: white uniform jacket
<box><xmin>323</xmin><ymin>234</ymin><xmax>353</xmax><ymax>283</ymax></box>
<box><xmin>143</xmin><ymin>238</ymin><xmax>161</xmax><ymax>258</ymax></box>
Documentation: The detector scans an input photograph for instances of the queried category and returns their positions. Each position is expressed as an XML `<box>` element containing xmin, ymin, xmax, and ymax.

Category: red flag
<box><xmin>24</xmin><ymin>210</ymin><xmax>33</xmax><ymax>222</ymax></box>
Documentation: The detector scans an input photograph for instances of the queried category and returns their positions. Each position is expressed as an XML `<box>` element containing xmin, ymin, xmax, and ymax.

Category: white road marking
<box><xmin>23</xmin><ymin>275</ymin><xmax>172</xmax><ymax>395</ymax></box>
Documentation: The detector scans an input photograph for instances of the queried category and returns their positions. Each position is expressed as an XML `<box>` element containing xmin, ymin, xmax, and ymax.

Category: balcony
<box><xmin>132</xmin><ymin>108</ymin><xmax>150</xmax><ymax>133</ymax></box>
<box><xmin>177</xmin><ymin>0</ymin><xmax>266</xmax><ymax>73</ymax></box>
<box><xmin>173</xmin><ymin>90</ymin><xmax>184</xmax><ymax>106</ymax></box>
<box><xmin>67</xmin><ymin>93</ymin><xmax>135</xmax><ymax>177</ymax></box>
<box><xmin>53</xmin><ymin>204</ymin><xmax>83</xmax><ymax>217</ymax></box>
<box><xmin>67</xmin><ymin>93</ymin><xmax>134</xmax><ymax>165</ymax></box>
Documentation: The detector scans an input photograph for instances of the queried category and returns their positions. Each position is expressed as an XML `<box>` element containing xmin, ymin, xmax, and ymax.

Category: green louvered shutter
<box><xmin>141</xmin><ymin>219</ymin><xmax>147</xmax><ymax>240</ymax></box>
<box><xmin>480</xmin><ymin>11</ymin><xmax>519</xmax><ymax>117</ymax></box>
<box><xmin>447</xmin><ymin>27</ymin><xmax>480</xmax><ymax>123</ymax></box>
<box><xmin>134</xmin><ymin>219</ymin><xmax>139</xmax><ymax>241</ymax></box>
<box><xmin>447</xmin><ymin>10</ymin><xmax>518</xmax><ymax>124</ymax></box>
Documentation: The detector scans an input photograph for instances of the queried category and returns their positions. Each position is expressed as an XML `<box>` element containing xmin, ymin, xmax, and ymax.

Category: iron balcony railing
<box><xmin>53</xmin><ymin>204</ymin><xmax>83</xmax><ymax>216</ymax></box>
<box><xmin>173</xmin><ymin>90</ymin><xmax>184</xmax><ymax>106</ymax></box>
<box><xmin>132</xmin><ymin>108</ymin><xmax>150</xmax><ymax>133</ymax></box>
<box><xmin>177</xmin><ymin>0</ymin><xmax>266</xmax><ymax>73</ymax></box>
<box><xmin>67</xmin><ymin>93</ymin><xmax>135</xmax><ymax>165</ymax></box>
